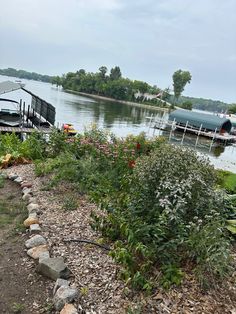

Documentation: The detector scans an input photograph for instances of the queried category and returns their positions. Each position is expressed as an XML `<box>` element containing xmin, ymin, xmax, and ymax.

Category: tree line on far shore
<box><xmin>1</xmin><ymin>66</ymin><xmax>235</xmax><ymax>113</ymax></box>
<box><xmin>0</xmin><ymin>67</ymin><xmax>52</xmax><ymax>83</ymax></box>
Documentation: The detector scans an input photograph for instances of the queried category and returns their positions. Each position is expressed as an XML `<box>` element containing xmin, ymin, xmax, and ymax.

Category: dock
<box><xmin>0</xmin><ymin>126</ymin><xmax>53</xmax><ymax>134</ymax></box>
<box><xmin>147</xmin><ymin>114</ymin><xmax>236</xmax><ymax>148</ymax></box>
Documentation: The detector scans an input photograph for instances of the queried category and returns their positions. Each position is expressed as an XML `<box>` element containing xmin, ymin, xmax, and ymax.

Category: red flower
<box><xmin>128</xmin><ymin>160</ymin><xmax>136</xmax><ymax>168</ymax></box>
<box><xmin>136</xmin><ymin>142</ymin><xmax>141</xmax><ymax>150</ymax></box>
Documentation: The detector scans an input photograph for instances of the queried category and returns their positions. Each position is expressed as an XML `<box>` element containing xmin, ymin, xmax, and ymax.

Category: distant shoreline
<box><xmin>64</xmin><ymin>90</ymin><xmax>170</xmax><ymax>112</ymax></box>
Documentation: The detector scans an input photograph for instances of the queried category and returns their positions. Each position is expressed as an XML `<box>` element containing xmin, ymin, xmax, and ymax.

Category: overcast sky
<box><xmin>0</xmin><ymin>0</ymin><xmax>235</xmax><ymax>103</ymax></box>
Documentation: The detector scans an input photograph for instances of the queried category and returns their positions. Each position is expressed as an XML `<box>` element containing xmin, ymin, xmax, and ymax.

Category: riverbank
<box><xmin>65</xmin><ymin>90</ymin><xmax>170</xmax><ymax>112</ymax></box>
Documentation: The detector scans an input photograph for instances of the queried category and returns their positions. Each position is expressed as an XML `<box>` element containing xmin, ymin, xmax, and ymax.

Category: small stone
<box><xmin>28</xmin><ymin>197</ymin><xmax>37</xmax><ymax>203</ymax></box>
<box><xmin>21</xmin><ymin>182</ymin><xmax>33</xmax><ymax>188</ymax></box>
<box><xmin>22</xmin><ymin>193</ymin><xmax>32</xmax><ymax>201</ymax></box>
<box><xmin>14</xmin><ymin>176</ymin><xmax>23</xmax><ymax>184</ymax></box>
<box><xmin>27</xmin><ymin>245</ymin><xmax>48</xmax><ymax>259</ymax></box>
<box><xmin>23</xmin><ymin>217</ymin><xmax>39</xmax><ymax>227</ymax></box>
<box><xmin>28</xmin><ymin>212</ymin><xmax>38</xmax><ymax>218</ymax></box>
<box><xmin>30</xmin><ymin>224</ymin><xmax>41</xmax><ymax>234</ymax></box>
<box><xmin>8</xmin><ymin>174</ymin><xmax>18</xmax><ymax>180</ymax></box>
<box><xmin>39</xmin><ymin>251</ymin><xmax>50</xmax><ymax>262</ymax></box>
<box><xmin>37</xmin><ymin>257</ymin><xmax>71</xmax><ymax>280</ymax></box>
<box><xmin>23</xmin><ymin>187</ymin><xmax>32</xmax><ymax>195</ymax></box>
<box><xmin>60</xmin><ymin>303</ymin><xmax>78</xmax><ymax>314</ymax></box>
<box><xmin>53</xmin><ymin>278</ymin><xmax>69</xmax><ymax>296</ymax></box>
<box><xmin>25</xmin><ymin>235</ymin><xmax>47</xmax><ymax>248</ymax></box>
<box><xmin>53</xmin><ymin>287</ymin><xmax>78</xmax><ymax>311</ymax></box>
<box><xmin>27</xmin><ymin>203</ymin><xmax>40</xmax><ymax>213</ymax></box>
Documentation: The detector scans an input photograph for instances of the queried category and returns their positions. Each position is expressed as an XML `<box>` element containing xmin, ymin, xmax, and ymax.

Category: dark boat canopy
<box><xmin>169</xmin><ymin>109</ymin><xmax>232</xmax><ymax>133</ymax></box>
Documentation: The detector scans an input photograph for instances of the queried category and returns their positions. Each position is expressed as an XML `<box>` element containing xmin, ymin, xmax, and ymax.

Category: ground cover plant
<box><xmin>0</xmin><ymin>128</ymin><xmax>235</xmax><ymax>292</ymax></box>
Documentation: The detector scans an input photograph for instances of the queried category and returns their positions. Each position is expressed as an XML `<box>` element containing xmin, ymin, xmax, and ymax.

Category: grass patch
<box><xmin>216</xmin><ymin>170</ymin><xmax>236</xmax><ymax>194</ymax></box>
<box><xmin>0</xmin><ymin>175</ymin><xmax>5</xmax><ymax>188</ymax></box>
<box><xmin>0</xmin><ymin>199</ymin><xmax>27</xmax><ymax>232</ymax></box>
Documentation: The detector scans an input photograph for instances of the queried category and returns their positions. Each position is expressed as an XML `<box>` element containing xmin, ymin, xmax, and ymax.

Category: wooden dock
<box><xmin>0</xmin><ymin>126</ymin><xmax>53</xmax><ymax>134</ymax></box>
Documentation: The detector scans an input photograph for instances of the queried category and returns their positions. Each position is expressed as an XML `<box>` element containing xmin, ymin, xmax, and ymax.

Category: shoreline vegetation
<box><xmin>65</xmin><ymin>89</ymin><xmax>170</xmax><ymax>112</ymax></box>
<box><xmin>1</xmin><ymin>130</ymin><xmax>236</xmax><ymax>289</ymax></box>
<box><xmin>1</xmin><ymin>66</ymin><xmax>234</xmax><ymax>113</ymax></box>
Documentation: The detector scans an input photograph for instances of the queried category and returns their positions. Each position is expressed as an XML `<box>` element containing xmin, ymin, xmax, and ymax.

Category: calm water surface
<box><xmin>0</xmin><ymin>75</ymin><xmax>235</xmax><ymax>173</ymax></box>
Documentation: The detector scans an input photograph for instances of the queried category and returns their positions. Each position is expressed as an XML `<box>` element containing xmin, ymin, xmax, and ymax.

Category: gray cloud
<box><xmin>0</xmin><ymin>0</ymin><xmax>235</xmax><ymax>103</ymax></box>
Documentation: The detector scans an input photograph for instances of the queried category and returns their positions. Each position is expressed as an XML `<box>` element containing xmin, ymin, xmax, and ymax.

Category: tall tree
<box><xmin>172</xmin><ymin>70</ymin><xmax>192</xmax><ymax>103</ymax></box>
<box><xmin>110</xmin><ymin>66</ymin><xmax>122</xmax><ymax>80</ymax></box>
<box><xmin>98</xmin><ymin>66</ymin><xmax>108</xmax><ymax>80</ymax></box>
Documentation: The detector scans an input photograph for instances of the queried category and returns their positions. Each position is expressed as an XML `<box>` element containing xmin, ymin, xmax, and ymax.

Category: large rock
<box><xmin>24</xmin><ymin>217</ymin><xmax>39</xmax><ymax>227</ymax></box>
<box><xmin>25</xmin><ymin>235</ymin><xmax>47</xmax><ymax>248</ymax></box>
<box><xmin>53</xmin><ymin>278</ymin><xmax>69</xmax><ymax>296</ymax></box>
<box><xmin>60</xmin><ymin>303</ymin><xmax>78</xmax><ymax>314</ymax></box>
<box><xmin>37</xmin><ymin>257</ymin><xmax>71</xmax><ymax>280</ymax></box>
<box><xmin>53</xmin><ymin>286</ymin><xmax>78</xmax><ymax>311</ymax></box>
<box><xmin>27</xmin><ymin>245</ymin><xmax>49</xmax><ymax>259</ymax></box>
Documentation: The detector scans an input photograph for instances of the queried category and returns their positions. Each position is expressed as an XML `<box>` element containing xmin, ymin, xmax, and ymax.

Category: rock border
<box><xmin>8</xmin><ymin>173</ymin><xmax>79</xmax><ymax>314</ymax></box>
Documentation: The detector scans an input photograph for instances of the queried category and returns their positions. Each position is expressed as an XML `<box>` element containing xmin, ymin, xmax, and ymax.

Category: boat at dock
<box><xmin>0</xmin><ymin>99</ymin><xmax>21</xmax><ymax>127</ymax></box>
<box><xmin>147</xmin><ymin>109</ymin><xmax>236</xmax><ymax>144</ymax></box>
<box><xmin>0</xmin><ymin>80</ymin><xmax>56</xmax><ymax>135</ymax></box>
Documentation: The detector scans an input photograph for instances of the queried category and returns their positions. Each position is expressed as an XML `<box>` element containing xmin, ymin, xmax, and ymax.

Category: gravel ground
<box><xmin>4</xmin><ymin>164</ymin><xmax>236</xmax><ymax>314</ymax></box>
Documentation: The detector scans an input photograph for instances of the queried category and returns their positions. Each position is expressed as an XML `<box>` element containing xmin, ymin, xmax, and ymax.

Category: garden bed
<box><xmin>3</xmin><ymin>164</ymin><xmax>236</xmax><ymax>314</ymax></box>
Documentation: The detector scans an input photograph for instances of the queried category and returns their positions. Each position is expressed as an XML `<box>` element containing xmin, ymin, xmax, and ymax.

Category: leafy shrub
<box><xmin>20</xmin><ymin>132</ymin><xmax>47</xmax><ymax>160</ymax></box>
<box><xmin>93</xmin><ymin>144</ymin><xmax>232</xmax><ymax>289</ymax></box>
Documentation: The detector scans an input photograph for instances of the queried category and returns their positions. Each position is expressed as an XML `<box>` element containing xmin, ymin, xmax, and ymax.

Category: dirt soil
<box><xmin>0</xmin><ymin>179</ymin><xmax>54</xmax><ymax>314</ymax></box>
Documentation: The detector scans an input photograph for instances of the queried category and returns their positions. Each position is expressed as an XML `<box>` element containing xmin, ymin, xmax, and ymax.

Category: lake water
<box><xmin>0</xmin><ymin>75</ymin><xmax>236</xmax><ymax>173</ymax></box>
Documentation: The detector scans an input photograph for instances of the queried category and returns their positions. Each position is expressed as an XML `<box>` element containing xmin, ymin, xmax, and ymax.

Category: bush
<box><xmin>94</xmin><ymin>144</ymin><xmax>232</xmax><ymax>289</ymax></box>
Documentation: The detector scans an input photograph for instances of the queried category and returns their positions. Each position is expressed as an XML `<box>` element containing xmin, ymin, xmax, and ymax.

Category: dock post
<box><xmin>168</xmin><ymin>118</ymin><xmax>175</xmax><ymax>141</ymax></box>
<box><xmin>209</xmin><ymin>128</ymin><xmax>217</xmax><ymax>152</ymax></box>
<box><xmin>195</xmin><ymin>124</ymin><xmax>203</xmax><ymax>148</ymax></box>
<box><xmin>19</xmin><ymin>100</ymin><xmax>22</xmax><ymax>125</ymax></box>
<box><xmin>148</xmin><ymin>113</ymin><xmax>153</xmax><ymax>131</ymax></box>
<box><xmin>181</xmin><ymin>121</ymin><xmax>189</xmax><ymax>145</ymax></box>
<box><xmin>23</xmin><ymin>101</ymin><xmax>26</xmax><ymax>127</ymax></box>
<box><xmin>27</xmin><ymin>105</ymin><xmax>30</xmax><ymax>126</ymax></box>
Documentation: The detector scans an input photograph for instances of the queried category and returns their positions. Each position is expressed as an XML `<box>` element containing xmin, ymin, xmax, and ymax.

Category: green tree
<box><xmin>98</xmin><ymin>66</ymin><xmax>108</xmax><ymax>80</ymax></box>
<box><xmin>110</xmin><ymin>66</ymin><xmax>122</xmax><ymax>80</ymax></box>
<box><xmin>172</xmin><ymin>70</ymin><xmax>192</xmax><ymax>103</ymax></box>
<box><xmin>181</xmin><ymin>100</ymin><xmax>193</xmax><ymax>110</ymax></box>
<box><xmin>52</xmin><ymin>76</ymin><xmax>62</xmax><ymax>87</ymax></box>
<box><xmin>132</xmin><ymin>80</ymin><xmax>149</xmax><ymax>94</ymax></box>
<box><xmin>228</xmin><ymin>104</ymin><xmax>236</xmax><ymax>114</ymax></box>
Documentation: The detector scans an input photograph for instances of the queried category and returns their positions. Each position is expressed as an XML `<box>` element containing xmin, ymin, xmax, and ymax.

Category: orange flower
<box><xmin>128</xmin><ymin>160</ymin><xmax>136</xmax><ymax>168</ymax></box>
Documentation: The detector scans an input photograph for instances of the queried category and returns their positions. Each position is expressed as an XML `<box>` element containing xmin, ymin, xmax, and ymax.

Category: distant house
<box><xmin>169</xmin><ymin>109</ymin><xmax>232</xmax><ymax>133</ymax></box>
